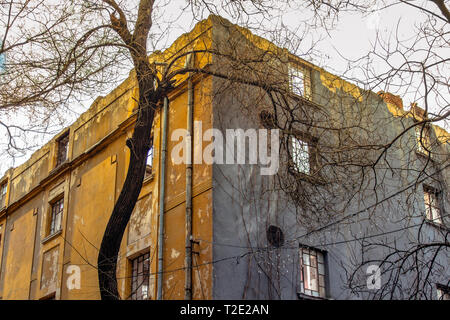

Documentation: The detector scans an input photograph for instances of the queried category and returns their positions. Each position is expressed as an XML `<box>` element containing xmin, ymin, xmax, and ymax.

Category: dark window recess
<box><xmin>56</xmin><ymin>133</ymin><xmax>69</xmax><ymax>166</ymax></box>
<box><xmin>49</xmin><ymin>198</ymin><xmax>63</xmax><ymax>235</ymax></box>
<box><xmin>0</xmin><ymin>182</ymin><xmax>6</xmax><ymax>208</ymax></box>
<box><xmin>130</xmin><ymin>252</ymin><xmax>150</xmax><ymax>300</ymax></box>
<box><xmin>267</xmin><ymin>225</ymin><xmax>284</xmax><ymax>248</ymax></box>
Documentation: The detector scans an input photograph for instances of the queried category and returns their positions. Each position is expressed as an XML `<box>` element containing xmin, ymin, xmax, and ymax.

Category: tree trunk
<box><xmin>97</xmin><ymin>60</ymin><xmax>159</xmax><ymax>299</ymax></box>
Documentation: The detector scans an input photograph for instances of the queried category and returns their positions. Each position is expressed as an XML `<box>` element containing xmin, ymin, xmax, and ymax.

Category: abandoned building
<box><xmin>0</xmin><ymin>15</ymin><xmax>448</xmax><ymax>300</ymax></box>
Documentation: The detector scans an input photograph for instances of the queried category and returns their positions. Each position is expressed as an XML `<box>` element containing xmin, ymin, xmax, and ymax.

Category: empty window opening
<box><xmin>267</xmin><ymin>225</ymin><xmax>284</xmax><ymax>248</ymax></box>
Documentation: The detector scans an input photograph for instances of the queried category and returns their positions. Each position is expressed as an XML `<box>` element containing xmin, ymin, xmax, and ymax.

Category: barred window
<box><xmin>300</xmin><ymin>247</ymin><xmax>326</xmax><ymax>298</ymax></box>
<box><xmin>49</xmin><ymin>198</ymin><xmax>63</xmax><ymax>235</ymax></box>
<box><xmin>423</xmin><ymin>186</ymin><xmax>442</xmax><ymax>225</ymax></box>
<box><xmin>130</xmin><ymin>252</ymin><xmax>150</xmax><ymax>300</ymax></box>
<box><xmin>56</xmin><ymin>132</ymin><xmax>69</xmax><ymax>166</ymax></box>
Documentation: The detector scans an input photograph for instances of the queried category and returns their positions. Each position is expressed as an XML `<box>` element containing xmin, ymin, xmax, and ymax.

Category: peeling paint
<box><xmin>171</xmin><ymin>248</ymin><xmax>180</xmax><ymax>259</ymax></box>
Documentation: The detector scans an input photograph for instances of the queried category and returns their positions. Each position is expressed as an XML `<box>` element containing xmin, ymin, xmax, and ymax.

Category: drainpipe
<box><xmin>185</xmin><ymin>53</ymin><xmax>194</xmax><ymax>300</ymax></box>
<box><xmin>157</xmin><ymin>95</ymin><xmax>169</xmax><ymax>300</ymax></box>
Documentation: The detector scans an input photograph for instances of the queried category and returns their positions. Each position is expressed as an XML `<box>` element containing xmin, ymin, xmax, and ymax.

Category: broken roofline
<box><xmin>1</xmin><ymin>14</ymin><xmax>448</xmax><ymax>188</ymax></box>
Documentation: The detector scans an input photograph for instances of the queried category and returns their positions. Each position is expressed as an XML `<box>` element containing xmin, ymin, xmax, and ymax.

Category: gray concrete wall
<box><xmin>209</xmin><ymin>18</ymin><xmax>449</xmax><ymax>300</ymax></box>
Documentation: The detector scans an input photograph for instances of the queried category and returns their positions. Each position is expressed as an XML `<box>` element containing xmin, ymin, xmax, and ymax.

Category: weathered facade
<box><xmin>0</xmin><ymin>15</ymin><xmax>448</xmax><ymax>300</ymax></box>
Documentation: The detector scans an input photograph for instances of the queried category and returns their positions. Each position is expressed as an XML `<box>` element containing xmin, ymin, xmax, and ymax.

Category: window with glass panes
<box><xmin>130</xmin><ymin>252</ymin><xmax>150</xmax><ymax>300</ymax></box>
<box><xmin>145</xmin><ymin>144</ymin><xmax>154</xmax><ymax>178</ymax></box>
<box><xmin>423</xmin><ymin>186</ymin><xmax>442</xmax><ymax>224</ymax></box>
<box><xmin>415</xmin><ymin>125</ymin><xmax>432</xmax><ymax>154</ymax></box>
<box><xmin>49</xmin><ymin>198</ymin><xmax>63</xmax><ymax>235</ymax></box>
<box><xmin>56</xmin><ymin>133</ymin><xmax>69</xmax><ymax>166</ymax></box>
<box><xmin>300</xmin><ymin>247</ymin><xmax>326</xmax><ymax>298</ymax></box>
<box><xmin>0</xmin><ymin>182</ymin><xmax>7</xmax><ymax>208</ymax></box>
<box><xmin>289</xmin><ymin>66</ymin><xmax>304</xmax><ymax>96</ymax></box>
<box><xmin>291</xmin><ymin>136</ymin><xmax>310</xmax><ymax>174</ymax></box>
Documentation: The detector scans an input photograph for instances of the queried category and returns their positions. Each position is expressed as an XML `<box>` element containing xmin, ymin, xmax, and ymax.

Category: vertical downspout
<box><xmin>157</xmin><ymin>96</ymin><xmax>169</xmax><ymax>300</ymax></box>
<box><xmin>185</xmin><ymin>53</ymin><xmax>194</xmax><ymax>300</ymax></box>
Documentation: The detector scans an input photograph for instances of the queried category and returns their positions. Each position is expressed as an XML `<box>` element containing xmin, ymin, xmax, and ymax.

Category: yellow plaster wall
<box><xmin>2</xmin><ymin>209</ymin><xmax>36</xmax><ymax>299</ymax></box>
<box><xmin>63</xmin><ymin>158</ymin><xmax>117</xmax><ymax>300</ymax></box>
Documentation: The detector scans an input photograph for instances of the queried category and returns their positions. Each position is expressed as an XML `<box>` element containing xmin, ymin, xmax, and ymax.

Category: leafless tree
<box><xmin>0</xmin><ymin>0</ymin><xmax>448</xmax><ymax>300</ymax></box>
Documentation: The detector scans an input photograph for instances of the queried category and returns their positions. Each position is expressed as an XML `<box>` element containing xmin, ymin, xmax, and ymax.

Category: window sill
<box><xmin>49</xmin><ymin>160</ymin><xmax>70</xmax><ymax>175</ymax></box>
<box><xmin>288</xmin><ymin>168</ymin><xmax>326</xmax><ymax>185</ymax></box>
<box><xmin>425</xmin><ymin>220</ymin><xmax>449</xmax><ymax>232</ymax></box>
<box><xmin>143</xmin><ymin>172</ymin><xmax>154</xmax><ymax>185</ymax></box>
<box><xmin>42</xmin><ymin>229</ymin><xmax>62</xmax><ymax>244</ymax></box>
<box><xmin>297</xmin><ymin>292</ymin><xmax>327</xmax><ymax>300</ymax></box>
<box><xmin>415</xmin><ymin>150</ymin><xmax>434</xmax><ymax>160</ymax></box>
<box><xmin>290</xmin><ymin>92</ymin><xmax>314</xmax><ymax>105</ymax></box>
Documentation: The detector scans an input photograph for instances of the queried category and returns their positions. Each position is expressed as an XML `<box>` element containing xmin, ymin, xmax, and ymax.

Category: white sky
<box><xmin>1</xmin><ymin>0</ymin><xmax>448</xmax><ymax>176</ymax></box>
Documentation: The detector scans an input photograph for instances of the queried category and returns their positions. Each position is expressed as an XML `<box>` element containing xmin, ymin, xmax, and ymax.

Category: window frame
<box><xmin>289</xmin><ymin>64</ymin><xmax>305</xmax><ymax>97</ymax></box>
<box><xmin>298</xmin><ymin>245</ymin><xmax>328</xmax><ymax>299</ymax></box>
<box><xmin>130</xmin><ymin>251</ymin><xmax>151</xmax><ymax>300</ymax></box>
<box><xmin>289</xmin><ymin>132</ymin><xmax>319</xmax><ymax>176</ymax></box>
<box><xmin>436</xmin><ymin>284</ymin><xmax>450</xmax><ymax>300</ymax></box>
<box><xmin>291</xmin><ymin>136</ymin><xmax>311</xmax><ymax>174</ymax></box>
<box><xmin>144</xmin><ymin>137</ymin><xmax>154</xmax><ymax>179</ymax></box>
<box><xmin>0</xmin><ymin>181</ymin><xmax>7</xmax><ymax>209</ymax></box>
<box><xmin>56</xmin><ymin>132</ymin><xmax>69</xmax><ymax>167</ymax></box>
<box><xmin>414</xmin><ymin>123</ymin><xmax>433</xmax><ymax>156</ymax></box>
<box><xmin>423</xmin><ymin>185</ymin><xmax>443</xmax><ymax>225</ymax></box>
<box><xmin>48</xmin><ymin>196</ymin><xmax>64</xmax><ymax>237</ymax></box>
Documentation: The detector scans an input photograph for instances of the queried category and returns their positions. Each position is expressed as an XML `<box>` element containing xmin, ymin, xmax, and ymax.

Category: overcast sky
<box><xmin>1</xmin><ymin>0</ymin><xmax>448</xmax><ymax>176</ymax></box>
